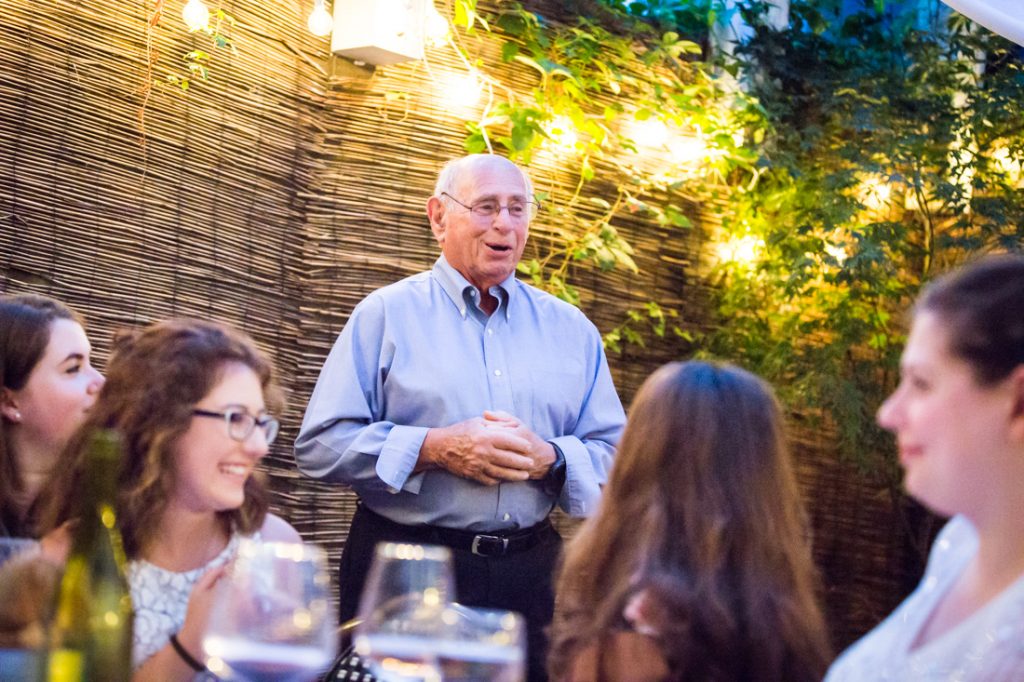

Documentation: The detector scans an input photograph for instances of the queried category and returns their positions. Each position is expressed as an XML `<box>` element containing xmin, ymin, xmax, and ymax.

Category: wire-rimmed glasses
<box><xmin>192</xmin><ymin>407</ymin><xmax>280</xmax><ymax>445</ymax></box>
<box><xmin>440</xmin><ymin>192</ymin><xmax>540</xmax><ymax>220</ymax></box>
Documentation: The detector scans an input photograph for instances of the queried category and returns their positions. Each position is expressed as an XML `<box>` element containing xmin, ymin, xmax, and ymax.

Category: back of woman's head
<box><xmin>917</xmin><ymin>254</ymin><xmax>1024</xmax><ymax>385</ymax></box>
<box><xmin>1</xmin><ymin>294</ymin><xmax>80</xmax><ymax>532</ymax></box>
<box><xmin>609</xmin><ymin>362</ymin><xmax>800</xmax><ymax>568</ymax></box>
<box><xmin>551</xmin><ymin>361</ymin><xmax>829</xmax><ymax>682</ymax></box>
<box><xmin>43</xmin><ymin>318</ymin><xmax>278</xmax><ymax>557</ymax></box>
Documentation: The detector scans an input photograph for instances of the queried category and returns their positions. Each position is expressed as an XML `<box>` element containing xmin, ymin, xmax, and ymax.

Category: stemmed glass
<box><xmin>353</xmin><ymin>542</ymin><xmax>525</xmax><ymax>682</ymax></box>
<box><xmin>353</xmin><ymin>542</ymin><xmax>456</xmax><ymax>682</ymax></box>
<box><xmin>201</xmin><ymin>540</ymin><xmax>337</xmax><ymax>682</ymax></box>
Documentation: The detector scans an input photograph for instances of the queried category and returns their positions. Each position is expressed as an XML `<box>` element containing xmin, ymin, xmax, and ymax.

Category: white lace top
<box><xmin>825</xmin><ymin>516</ymin><xmax>1024</xmax><ymax>681</ymax></box>
<box><xmin>128</xmin><ymin>531</ymin><xmax>255</xmax><ymax>669</ymax></box>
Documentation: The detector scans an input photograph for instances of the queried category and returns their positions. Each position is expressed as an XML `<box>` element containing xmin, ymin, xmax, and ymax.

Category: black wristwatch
<box><xmin>542</xmin><ymin>443</ymin><xmax>567</xmax><ymax>496</ymax></box>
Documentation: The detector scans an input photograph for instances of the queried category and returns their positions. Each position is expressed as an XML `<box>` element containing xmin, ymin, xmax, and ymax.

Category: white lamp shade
<box><xmin>942</xmin><ymin>0</ymin><xmax>1024</xmax><ymax>47</ymax></box>
<box><xmin>331</xmin><ymin>0</ymin><xmax>426</xmax><ymax>65</ymax></box>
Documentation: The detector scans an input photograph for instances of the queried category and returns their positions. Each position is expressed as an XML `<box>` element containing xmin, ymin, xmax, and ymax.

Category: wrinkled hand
<box><xmin>420</xmin><ymin>417</ymin><xmax>534</xmax><ymax>485</ymax></box>
<box><xmin>483</xmin><ymin>411</ymin><xmax>556</xmax><ymax>480</ymax></box>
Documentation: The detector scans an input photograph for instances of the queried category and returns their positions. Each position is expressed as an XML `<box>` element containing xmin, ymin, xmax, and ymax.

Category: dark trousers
<box><xmin>338</xmin><ymin>503</ymin><xmax>562</xmax><ymax>682</ymax></box>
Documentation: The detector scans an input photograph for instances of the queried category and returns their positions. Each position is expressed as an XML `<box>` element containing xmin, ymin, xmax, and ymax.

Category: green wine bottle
<box><xmin>47</xmin><ymin>429</ymin><xmax>133</xmax><ymax>682</ymax></box>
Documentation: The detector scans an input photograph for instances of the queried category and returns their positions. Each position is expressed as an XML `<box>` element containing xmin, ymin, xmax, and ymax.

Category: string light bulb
<box><xmin>631</xmin><ymin>118</ymin><xmax>670</xmax><ymax>149</ymax></box>
<box><xmin>181</xmin><ymin>0</ymin><xmax>210</xmax><ymax>31</ymax></box>
<box><xmin>546</xmin><ymin>115</ymin><xmax>578</xmax><ymax>152</ymax></box>
<box><xmin>716</xmin><ymin>235</ymin><xmax>762</xmax><ymax>265</ymax></box>
<box><xmin>307</xmin><ymin>0</ymin><xmax>333</xmax><ymax>37</ymax></box>
<box><xmin>441</xmin><ymin>70</ymin><xmax>482</xmax><ymax>109</ymax></box>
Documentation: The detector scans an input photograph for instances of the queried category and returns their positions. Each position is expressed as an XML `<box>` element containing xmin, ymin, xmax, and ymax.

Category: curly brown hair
<box><xmin>40</xmin><ymin>318</ymin><xmax>281</xmax><ymax>559</ymax></box>
<box><xmin>0</xmin><ymin>294</ymin><xmax>81</xmax><ymax>537</ymax></box>
<box><xmin>548</xmin><ymin>361</ymin><xmax>831</xmax><ymax>682</ymax></box>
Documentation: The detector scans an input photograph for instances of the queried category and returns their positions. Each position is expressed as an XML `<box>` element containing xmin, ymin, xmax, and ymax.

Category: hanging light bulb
<box><xmin>307</xmin><ymin>0</ymin><xmax>333</xmax><ymax>37</ymax></box>
<box><xmin>181</xmin><ymin>0</ymin><xmax>210</xmax><ymax>31</ymax></box>
<box><xmin>630</xmin><ymin>118</ymin><xmax>670</xmax><ymax>149</ymax></box>
<box><xmin>440</xmin><ymin>70</ymin><xmax>482</xmax><ymax>109</ymax></box>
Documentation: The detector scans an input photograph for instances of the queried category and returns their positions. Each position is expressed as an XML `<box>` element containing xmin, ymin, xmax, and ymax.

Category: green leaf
<box><xmin>501</xmin><ymin>41</ymin><xmax>520</xmax><ymax>62</ymax></box>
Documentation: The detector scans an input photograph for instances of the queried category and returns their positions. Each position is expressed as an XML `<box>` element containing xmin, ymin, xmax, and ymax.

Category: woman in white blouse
<box><xmin>826</xmin><ymin>255</ymin><xmax>1024</xmax><ymax>681</ymax></box>
<box><xmin>42</xmin><ymin>319</ymin><xmax>301</xmax><ymax>680</ymax></box>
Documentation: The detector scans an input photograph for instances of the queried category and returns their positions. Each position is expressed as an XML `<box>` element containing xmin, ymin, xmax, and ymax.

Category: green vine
<box><xmin>438</xmin><ymin>0</ymin><xmax>755</xmax><ymax>349</ymax></box>
<box><xmin>165</xmin><ymin>10</ymin><xmax>237</xmax><ymax>91</ymax></box>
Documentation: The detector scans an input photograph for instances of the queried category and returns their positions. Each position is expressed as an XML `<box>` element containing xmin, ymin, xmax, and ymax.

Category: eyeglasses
<box><xmin>192</xmin><ymin>407</ymin><xmax>280</xmax><ymax>446</ymax></box>
<box><xmin>441</xmin><ymin>192</ymin><xmax>539</xmax><ymax>220</ymax></box>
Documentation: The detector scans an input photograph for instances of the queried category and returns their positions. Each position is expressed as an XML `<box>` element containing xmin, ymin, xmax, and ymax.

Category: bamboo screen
<box><xmin>1</xmin><ymin>0</ymin><xmax>925</xmax><ymax>648</ymax></box>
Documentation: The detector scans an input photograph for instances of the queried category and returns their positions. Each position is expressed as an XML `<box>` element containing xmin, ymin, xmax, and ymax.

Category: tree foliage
<box><xmin>704</xmin><ymin>0</ymin><xmax>1024</xmax><ymax>475</ymax></box>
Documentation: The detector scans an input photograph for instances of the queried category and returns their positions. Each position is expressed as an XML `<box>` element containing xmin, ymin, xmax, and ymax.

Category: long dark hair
<box><xmin>549</xmin><ymin>361</ymin><xmax>831</xmax><ymax>682</ymax></box>
<box><xmin>0</xmin><ymin>294</ymin><xmax>80</xmax><ymax>536</ymax></box>
<box><xmin>41</xmin><ymin>318</ymin><xmax>280</xmax><ymax>559</ymax></box>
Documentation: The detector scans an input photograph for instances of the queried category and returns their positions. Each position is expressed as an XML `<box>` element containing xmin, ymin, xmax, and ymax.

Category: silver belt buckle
<box><xmin>471</xmin><ymin>534</ymin><xmax>509</xmax><ymax>556</ymax></box>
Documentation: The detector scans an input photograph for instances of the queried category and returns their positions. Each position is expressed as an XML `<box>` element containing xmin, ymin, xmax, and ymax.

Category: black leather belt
<box><xmin>358</xmin><ymin>504</ymin><xmax>552</xmax><ymax>558</ymax></box>
<box><xmin>430</xmin><ymin>521</ymin><xmax>552</xmax><ymax>557</ymax></box>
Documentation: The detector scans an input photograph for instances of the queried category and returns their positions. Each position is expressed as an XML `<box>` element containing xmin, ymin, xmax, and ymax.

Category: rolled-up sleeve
<box><xmin>549</xmin><ymin>322</ymin><xmax>624</xmax><ymax>517</ymax></box>
<box><xmin>294</xmin><ymin>295</ymin><xmax>428</xmax><ymax>495</ymax></box>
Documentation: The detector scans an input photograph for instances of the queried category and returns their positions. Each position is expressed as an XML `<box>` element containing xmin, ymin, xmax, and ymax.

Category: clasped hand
<box><xmin>420</xmin><ymin>410</ymin><xmax>556</xmax><ymax>485</ymax></box>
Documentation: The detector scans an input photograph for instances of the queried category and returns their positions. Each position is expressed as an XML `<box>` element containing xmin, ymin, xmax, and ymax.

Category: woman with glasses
<box><xmin>42</xmin><ymin>318</ymin><xmax>299</xmax><ymax>680</ymax></box>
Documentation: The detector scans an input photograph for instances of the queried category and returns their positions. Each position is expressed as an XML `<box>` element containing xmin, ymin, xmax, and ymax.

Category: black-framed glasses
<box><xmin>441</xmin><ymin>192</ymin><xmax>540</xmax><ymax>220</ymax></box>
<box><xmin>192</xmin><ymin>407</ymin><xmax>280</xmax><ymax>446</ymax></box>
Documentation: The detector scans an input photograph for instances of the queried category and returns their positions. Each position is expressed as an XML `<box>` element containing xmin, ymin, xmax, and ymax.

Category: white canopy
<box><xmin>942</xmin><ymin>0</ymin><xmax>1024</xmax><ymax>47</ymax></box>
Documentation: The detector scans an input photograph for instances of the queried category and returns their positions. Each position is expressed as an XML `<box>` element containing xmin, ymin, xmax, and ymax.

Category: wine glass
<box><xmin>431</xmin><ymin>604</ymin><xmax>525</xmax><ymax>682</ymax></box>
<box><xmin>201</xmin><ymin>540</ymin><xmax>337</xmax><ymax>682</ymax></box>
<box><xmin>353</xmin><ymin>542</ymin><xmax>456</xmax><ymax>682</ymax></box>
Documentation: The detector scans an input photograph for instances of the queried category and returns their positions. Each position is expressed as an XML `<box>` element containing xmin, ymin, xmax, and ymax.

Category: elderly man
<box><xmin>295</xmin><ymin>154</ymin><xmax>625</xmax><ymax>682</ymax></box>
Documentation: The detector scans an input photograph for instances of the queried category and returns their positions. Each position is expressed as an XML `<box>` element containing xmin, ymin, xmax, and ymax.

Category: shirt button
<box><xmin>494</xmin><ymin>369</ymin><xmax>502</xmax><ymax>377</ymax></box>
<box><xmin>503</xmin><ymin>513</ymin><xmax>511</xmax><ymax>521</ymax></box>
<box><xmin>487</xmin><ymin>329</ymin><xmax>494</xmax><ymax>335</ymax></box>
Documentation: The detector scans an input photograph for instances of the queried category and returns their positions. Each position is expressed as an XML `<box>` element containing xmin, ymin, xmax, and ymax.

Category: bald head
<box><xmin>434</xmin><ymin>154</ymin><xmax>533</xmax><ymax>201</ymax></box>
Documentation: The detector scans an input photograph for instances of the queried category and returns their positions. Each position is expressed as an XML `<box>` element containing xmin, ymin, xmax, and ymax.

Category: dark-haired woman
<box><xmin>43</xmin><ymin>319</ymin><xmax>300</xmax><ymax>681</ymax></box>
<box><xmin>0</xmin><ymin>294</ymin><xmax>103</xmax><ymax>539</ymax></box>
<box><xmin>548</xmin><ymin>361</ymin><xmax>831</xmax><ymax>682</ymax></box>
<box><xmin>826</xmin><ymin>255</ymin><xmax>1024</xmax><ymax>681</ymax></box>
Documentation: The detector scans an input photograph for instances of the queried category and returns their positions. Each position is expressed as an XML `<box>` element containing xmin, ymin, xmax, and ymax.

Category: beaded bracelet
<box><xmin>169</xmin><ymin>632</ymin><xmax>207</xmax><ymax>673</ymax></box>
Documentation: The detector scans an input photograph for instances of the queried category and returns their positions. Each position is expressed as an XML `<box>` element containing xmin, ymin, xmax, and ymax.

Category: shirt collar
<box><xmin>432</xmin><ymin>255</ymin><xmax>516</xmax><ymax>321</ymax></box>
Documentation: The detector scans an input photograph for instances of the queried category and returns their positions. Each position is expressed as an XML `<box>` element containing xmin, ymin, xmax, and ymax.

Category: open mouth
<box><xmin>487</xmin><ymin>243</ymin><xmax>512</xmax><ymax>253</ymax></box>
<box><xmin>219</xmin><ymin>464</ymin><xmax>249</xmax><ymax>477</ymax></box>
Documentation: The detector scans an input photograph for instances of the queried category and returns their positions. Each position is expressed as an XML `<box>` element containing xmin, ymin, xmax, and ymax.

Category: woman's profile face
<box><xmin>4</xmin><ymin>318</ymin><xmax>104</xmax><ymax>455</ymax></box>
<box><xmin>169</xmin><ymin>361</ymin><xmax>270</xmax><ymax>514</ymax></box>
<box><xmin>877</xmin><ymin>311</ymin><xmax>1021</xmax><ymax>518</ymax></box>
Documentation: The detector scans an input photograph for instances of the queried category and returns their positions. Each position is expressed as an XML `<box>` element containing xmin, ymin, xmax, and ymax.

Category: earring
<box><xmin>13</xmin><ymin>411</ymin><xmax>20</xmax><ymax>421</ymax></box>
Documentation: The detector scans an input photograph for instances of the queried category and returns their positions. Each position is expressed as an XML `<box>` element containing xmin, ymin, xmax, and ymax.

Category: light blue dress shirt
<box><xmin>295</xmin><ymin>255</ymin><xmax>625</xmax><ymax>532</ymax></box>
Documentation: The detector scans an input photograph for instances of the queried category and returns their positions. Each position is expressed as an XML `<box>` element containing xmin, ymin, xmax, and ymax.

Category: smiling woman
<box><xmin>826</xmin><ymin>255</ymin><xmax>1024</xmax><ymax>682</ymax></box>
<box><xmin>0</xmin><ymin>294</ymin><xmax>103</xmax><ymax>539</ymax></box>
<box><xmin>40</xmin><ymin>318</ymin><xmax>301</xmax><ymax>682</ymax></box>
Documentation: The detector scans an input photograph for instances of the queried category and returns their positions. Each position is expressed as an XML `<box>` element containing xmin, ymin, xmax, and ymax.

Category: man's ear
<box><xmin>0</xmin><ymin>388</ymin><xmax>21</xmax><ymax>423</ymax></box>
<box><xmin>426</xmin><ymin>196</ymin><xmax>446</xmax><ymax>245</ymax></box>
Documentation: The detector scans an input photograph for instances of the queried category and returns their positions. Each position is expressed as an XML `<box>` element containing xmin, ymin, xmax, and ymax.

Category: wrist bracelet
<box><xmin>169</xmin><ymin>632</ymin><xmax>207</xmax><ymax>672</ymax></box>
